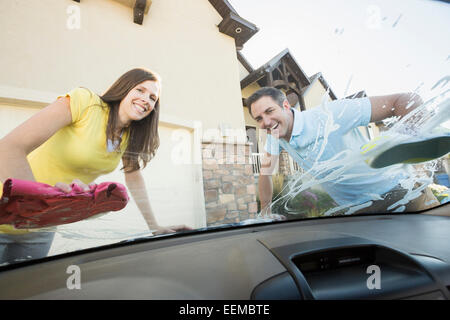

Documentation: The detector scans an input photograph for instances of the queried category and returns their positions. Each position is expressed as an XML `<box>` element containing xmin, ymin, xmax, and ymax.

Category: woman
<box><xmin>0</xmin><ymin>68</ymin><xmax>190</xmax><ymax>264</ymax></box>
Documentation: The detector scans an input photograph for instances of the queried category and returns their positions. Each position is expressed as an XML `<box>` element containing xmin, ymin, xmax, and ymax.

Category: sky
<box><xmin>229</xmin><ymin>0</ymin><xmax>450</xmax><ymax>100</ymax></box>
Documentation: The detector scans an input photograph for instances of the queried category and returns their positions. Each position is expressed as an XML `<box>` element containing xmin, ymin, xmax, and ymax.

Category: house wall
<box><xmin>242</xmin><ymin>83</ymin><xmax>265</xmax><ymax>152</ymax></box>
<box><xmin>0</xmin><ymin>0</ymin><xmax>245</xmax><ymax>132</ymax></box>
<box><xmin>0</xmin><ymin>0</ymin><xmax>249</xmax><ymax>234</ymax></box>
<box><xmin>241</xmin><ymin>82</ymin><xmax>261</xmax><ymax>102</ymax></box>
<box><xmin>302</xmin><ymin>79</ymin><xmax>332</xmax><ymax>109</ymax></box>
<box><xmin>238</xmin><ymin>60</ymin><xmax>250</xmax><ymax>81</ymax></box>
<box><xmin>242</xmin><ymin>84</ymin><xmax>261</xmax><ymax>127</ymax></box>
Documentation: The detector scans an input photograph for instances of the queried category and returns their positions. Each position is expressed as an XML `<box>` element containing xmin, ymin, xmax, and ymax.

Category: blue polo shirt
<box><xmin>264</xmin><ymin>98</ymin><xmax>407</xmax><ymax>206</ymax></box>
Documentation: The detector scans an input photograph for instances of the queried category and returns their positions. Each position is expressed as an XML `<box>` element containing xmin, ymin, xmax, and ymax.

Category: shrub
<box><xmin>285</xmin><ymin>188</ymin><xmax>336</xmax><ymax>217</ymax></box>
<box><xmin>256</xmin><ymin>174</ymin><xmax>337</xmax><ymax>218</ymax></box>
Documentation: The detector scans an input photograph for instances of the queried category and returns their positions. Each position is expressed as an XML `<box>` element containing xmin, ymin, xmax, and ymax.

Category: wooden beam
<box><xmin>283</xmin><ymin>60</ymin><xmax>301</xmax><ymax>84</ymax></box>
<box><xmin>272</xmin><ymin>80</ymin><xmax>288</xmax><ymax>89</ymax></box>
<box><xmin>113</xmin><ymin>0</ymin><xmax>152</xmax><ymax>14</ymax></box>
<box><xmin>299</xmin><ymin>94</ymin><xmax>306</xmax><ymax>111</ymax></box>
<box><xmin>73</xmin><ymin>1</ymin><xmax>152</xmax><ymax>25</ymax></box>
<box><xmin>269</xmin><ymin>60</ymin><xmax>281</xmax><ymax>73</ymax></box>
<box><xmin>266</xmin><ymin>70</ymin><xmax>274</xmax><ymax>87</ymax></box>
<box><xmin>134</xmin><ymin>0</ymin><xmax>146</xmax><ymax>25</ymax></box>
<box><xmin>281</xmin><ymin>61</ymin><xmax>289</xmax><ymax>83</ymax></box>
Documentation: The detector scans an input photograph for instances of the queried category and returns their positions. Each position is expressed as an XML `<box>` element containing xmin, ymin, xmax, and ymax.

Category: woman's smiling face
<box><xmin>118</xmin><ymin>80</ymin><xmax>160</xmax><ymax>127</ymax></box>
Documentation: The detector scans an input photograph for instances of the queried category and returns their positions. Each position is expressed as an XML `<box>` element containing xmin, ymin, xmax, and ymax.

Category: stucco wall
<box><xmin>0</xmin><ymin>0</ymin><xmax>245</xmax><ymax>132</ymax></box>
<box><xmin>0</xmin><ymin>0</ymin><xmax>251</xmax><ymax>236</ymax></box>
<box><xmin>302</xmin><ymin>79</ymin><xmax>332</xmax><ymax>109</ymax></box>
<box><xmin>238</xmin><ymin>60</ymin><xmax>250</xmax><ymax>81</ymax></box>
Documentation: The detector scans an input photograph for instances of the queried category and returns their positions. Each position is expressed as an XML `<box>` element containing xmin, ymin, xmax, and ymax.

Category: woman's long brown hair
<box><xmin>100</xmin><ymin>68</ymin><xmax>161</xmax><ymax>173</ymax></box>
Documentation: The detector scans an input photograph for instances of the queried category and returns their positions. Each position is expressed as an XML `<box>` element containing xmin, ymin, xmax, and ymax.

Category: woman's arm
<box><xmin>124</xmin><ymin>169</ymin><xmax>192</xmax><ymax>234</ymax></box>
<box><xmin>0</xmin><ymin>97</ymin><xmax>72</xmax><ymax>183</ymax></box>
<box><xmin>124</xmin><ymin>169</ymin><xmax>159</xmax><ymax>229</ymax></box>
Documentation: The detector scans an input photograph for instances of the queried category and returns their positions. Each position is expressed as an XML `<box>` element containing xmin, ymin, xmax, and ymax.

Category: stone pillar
<box><xmin>279</xmin><ymin>150</ymin><xmax>292</xmax><ymax>176</ymax></box>
<box><xmin>201</xmin><ymin>140</ymin><xmax>258</xmax><ymax>226</ymax></box>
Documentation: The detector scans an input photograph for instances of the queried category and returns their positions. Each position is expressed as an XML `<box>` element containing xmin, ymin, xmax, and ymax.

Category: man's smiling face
<box><xmin>118</xmin><ymin>80</ymin><xmax>160</xmax><ymax>127</ymax></box>
<box><xmin>250</xmin><ymin>95</ymin><xmax>294</xmax><ymax>141</ymax></box>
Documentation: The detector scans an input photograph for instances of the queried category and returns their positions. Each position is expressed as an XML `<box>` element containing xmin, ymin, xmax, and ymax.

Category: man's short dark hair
<box><xmin>245</xmin><ymin>87</ymin><xmax>286</xmax><ymax>117</ymax></box>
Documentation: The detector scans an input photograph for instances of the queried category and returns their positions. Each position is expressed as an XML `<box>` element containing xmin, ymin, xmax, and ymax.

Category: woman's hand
<box><xmin>54</xmin><ymin>179</ymin><xmax>96</xmax><ymax>193</ymax></box>
<box><xmin>152</xmin><ymin>224</ymin><xmax>193</xmax><ymax>235</ymax></box>
<box><xmin>124</xmin><ymin>170</ymin><xmax>193</xmax><ymax>236</ymax></box>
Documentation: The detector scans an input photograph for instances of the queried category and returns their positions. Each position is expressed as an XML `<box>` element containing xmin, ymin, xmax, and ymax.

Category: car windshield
<box><xmin>0</xmin><ymin>0</ymin><xmax>449</xmax><ymax>268</ymax></box>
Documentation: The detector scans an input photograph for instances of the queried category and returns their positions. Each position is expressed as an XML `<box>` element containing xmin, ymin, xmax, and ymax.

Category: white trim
<box><xmin>201</xmin><ymin>138</ymin><xmax>252</xmax><ymax>146</ymax></box>
<box><xmin>159</xmin><ymin>114</ymin><xmax>197</xmax><ymax>130</ymax></box>
<box><xmin>0</xmin><ymin>85</ymin><xmax>199</xmax><ymax>130</ymax></box>
<box><xmin>0</xmin><ymin>85</ymin><xmax>59</xmax><ymax>108</ymax></box>
<box><xmin>301</xmin><ymin>75</ymin><xmax>320</xmax><ymax>98</ymax></box>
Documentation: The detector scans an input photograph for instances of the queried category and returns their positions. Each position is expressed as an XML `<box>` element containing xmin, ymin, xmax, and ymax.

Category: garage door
<box><xmin>0</xmin><ymin>102</ymin><xmax>206</xmax><ymax>254</ymax></box>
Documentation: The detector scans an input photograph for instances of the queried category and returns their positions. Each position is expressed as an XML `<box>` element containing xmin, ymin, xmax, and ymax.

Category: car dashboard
<box><xmin>0</xmin><ymin>204</ymin><xmax>449</xmax><ymax>300</ymax></box>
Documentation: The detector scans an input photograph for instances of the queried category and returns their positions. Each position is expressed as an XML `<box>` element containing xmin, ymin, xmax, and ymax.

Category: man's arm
<box><xmin>369</xmin><ymin>92</ymin><xmax>423</xmax><ymax>122</ymax></box>
<box><xmin>258</xmin><ymin>152</ymin><xmax>279</xmax><ymax>215</ymax></box>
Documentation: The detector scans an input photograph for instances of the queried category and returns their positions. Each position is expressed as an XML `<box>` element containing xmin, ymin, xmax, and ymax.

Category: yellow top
<box><xmin>0</xmin><ymin>87</ymin><xmax>129</xmax><ymax>234</ymax></box>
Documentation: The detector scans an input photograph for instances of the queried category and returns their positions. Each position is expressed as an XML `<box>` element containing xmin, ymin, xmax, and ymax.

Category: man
<box><xmin>246</xmin><ymin>87</ymin><xmax>437</xmax><ymax>215</ymax></box>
